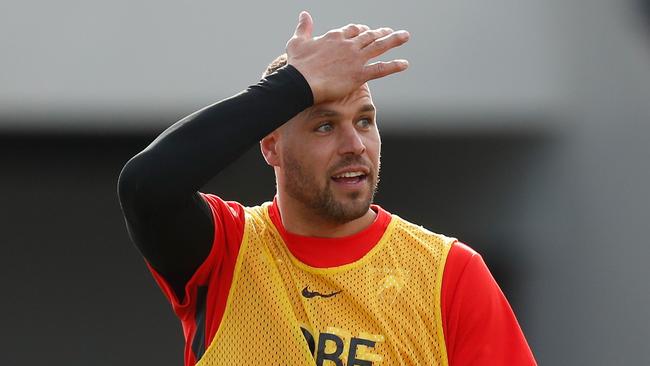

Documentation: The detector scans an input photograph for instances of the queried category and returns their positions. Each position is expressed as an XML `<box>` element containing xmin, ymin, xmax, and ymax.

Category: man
<box><xmin>118</xmin><ymin>11</ymin><xmax>536</xmax><ymax>366</ymax></box>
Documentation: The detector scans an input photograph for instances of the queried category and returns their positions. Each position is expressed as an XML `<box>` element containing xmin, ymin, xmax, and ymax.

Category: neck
<box><xmin>275</xmin><ymin>192</ymin><xmax>377</xmax><ymax>238</ymax></box>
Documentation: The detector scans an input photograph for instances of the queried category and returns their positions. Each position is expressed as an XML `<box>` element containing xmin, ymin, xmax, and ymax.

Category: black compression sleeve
<box><xmin>117</xmin><ymin>65</ymin><xmax>313</xmax><ymax>299</ymax></box>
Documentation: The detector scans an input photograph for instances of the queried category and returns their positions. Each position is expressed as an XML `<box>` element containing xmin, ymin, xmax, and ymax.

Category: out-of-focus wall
<box><xmin>0</xmin><ymin>0</ymin><xmax>564</xmax><ymax>131</ymax></box>
<box><xmin>0</xmin><ymin>132</ymin><xmax>548</xmax><ymax>365</ymax></box>
<box><xmin>1</xmin><ymin>0</ymin><xmax>649</xmax><ymax>365</ymax></box>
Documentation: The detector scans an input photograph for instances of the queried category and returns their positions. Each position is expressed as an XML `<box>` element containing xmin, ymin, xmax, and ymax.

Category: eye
<box><xmin>356</xmin><ymin>118</ymin><xmax>373</xmax><ymax>129</ymax></box>
<box><xmin>315</xmin><ymin>122</ymin><xmax>333</xmax><ymax>133</ymax></box>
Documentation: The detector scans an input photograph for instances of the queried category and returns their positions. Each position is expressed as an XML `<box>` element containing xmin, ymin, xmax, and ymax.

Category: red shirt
<box><xmin>147</xmin><ymin>194</ymin><xmax>536</xmax><ymax>365</ymax></box>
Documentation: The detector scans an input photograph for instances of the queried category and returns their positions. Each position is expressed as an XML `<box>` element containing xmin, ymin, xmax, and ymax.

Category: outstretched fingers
<box><xmin>354</xmin><ymin>27</ymin><xmax>394</xmax><ymax>49</ymax></box>
<box><xmin>361</xmin><ymin>30</ymin><xmax>410</xmax><ymax>59</ymax></box>
<box><xmin>341</xmin><ymin>23</ymin><xmax>371</xmax><ymax>39</ymax></box>
<box><xmin>286</xmin><ymin>13</ymin><xmax>410</xmax><ymax>103</ymax></box>
<box><xmin>363</xmin><ymin>59</ymin><xmax>410</xmax><ymax>81</ymax></box>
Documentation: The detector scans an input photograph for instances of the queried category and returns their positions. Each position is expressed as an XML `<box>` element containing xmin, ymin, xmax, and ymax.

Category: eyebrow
<box><xmin>307</xmin><ymin>104</ymin><xmax>376</xmax><ymax>119</ymax></box>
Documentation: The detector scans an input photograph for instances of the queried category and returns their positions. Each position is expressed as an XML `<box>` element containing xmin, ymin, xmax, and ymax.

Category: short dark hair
<box><xmin>262</xmin><ymin>53</ymin><xmax>288</xmax><ymax>78</ymax></box>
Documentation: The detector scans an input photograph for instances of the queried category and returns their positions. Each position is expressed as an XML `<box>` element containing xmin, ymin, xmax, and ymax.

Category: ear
<box><xmin>260</xmin><ymin>130</ymin><xmax>281</xmax><ymax>167</ymax></box>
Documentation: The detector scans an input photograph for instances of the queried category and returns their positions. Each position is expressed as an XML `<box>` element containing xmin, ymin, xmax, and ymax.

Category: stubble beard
<box><xmin>282</xmin><ymin>154</ymin><xmax>379</xmax><ymax>224</ymax></box>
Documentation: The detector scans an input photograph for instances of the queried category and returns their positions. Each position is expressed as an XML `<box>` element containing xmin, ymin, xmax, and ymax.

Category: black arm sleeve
<box><xmin>117</xmin><ymin>65</ymin><xmax>313</xmax><ymax>299</ymax></box>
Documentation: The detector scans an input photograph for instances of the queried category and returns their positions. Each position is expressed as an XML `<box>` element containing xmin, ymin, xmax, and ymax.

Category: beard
<box><xmin>282</xmin><ymin>154</ymin><xmax>379</xmax><ymax>224</ymax></box>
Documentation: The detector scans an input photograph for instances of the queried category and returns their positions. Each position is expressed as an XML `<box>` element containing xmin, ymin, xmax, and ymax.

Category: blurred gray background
<box><xmin>1</xmin><ymin>0</ymin><xmax>649</xmax><ymax>364</ymax></box>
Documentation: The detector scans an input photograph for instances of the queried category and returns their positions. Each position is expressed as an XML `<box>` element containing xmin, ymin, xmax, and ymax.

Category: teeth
<box><xmin>333</xmin><ymin>171</ymin><xmax>364</xmax><ymax>178</ymax></box>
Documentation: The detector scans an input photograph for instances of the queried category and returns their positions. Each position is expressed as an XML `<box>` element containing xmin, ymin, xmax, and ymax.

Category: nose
<box><xmin>338</xmin><ymin>125</ymin><xmax>366</xmax><ymax>156</ymax></box>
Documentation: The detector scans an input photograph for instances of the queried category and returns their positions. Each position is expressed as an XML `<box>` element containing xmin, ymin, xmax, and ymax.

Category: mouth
<box><xmin>330</xmin><ymin>170</ymin><xmax>369</xmax><ymax>186</ymax></box>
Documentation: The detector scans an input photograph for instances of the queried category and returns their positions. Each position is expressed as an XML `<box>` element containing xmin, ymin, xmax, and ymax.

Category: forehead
<box><xmin>306</xmin><ymin>84</ymin><xmax>374</xmax><ymax>119</ymax></box>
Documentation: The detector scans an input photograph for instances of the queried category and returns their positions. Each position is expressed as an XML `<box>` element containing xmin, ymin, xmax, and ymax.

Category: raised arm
<box><xmin>117</xmin><ymin>66</ymin><xmax>312</xmax><ymax>298</ymax></box>
<box><xmin>117</xmin><ymin>11</ymin><xmax>410</xmax><ymax>300</ymax></box>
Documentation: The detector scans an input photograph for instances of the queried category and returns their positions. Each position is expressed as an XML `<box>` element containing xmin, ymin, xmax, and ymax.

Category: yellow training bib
<box><xmin>196</xmin><ymin>203</ymin><xmax>454</xmax><ymax>366</ymax></box>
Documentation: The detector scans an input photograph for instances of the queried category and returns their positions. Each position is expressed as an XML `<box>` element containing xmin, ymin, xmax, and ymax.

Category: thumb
<box><xmin>293</xmin><ymin>11</ymin><xmax>313</xmax><ymax>39</ymax></box>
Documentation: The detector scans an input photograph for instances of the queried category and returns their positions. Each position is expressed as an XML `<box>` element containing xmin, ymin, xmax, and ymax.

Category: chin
<box><xmin>328</xmin><ymin>193</ymin><xmax>373</xmax><ymax>223</ymax></box>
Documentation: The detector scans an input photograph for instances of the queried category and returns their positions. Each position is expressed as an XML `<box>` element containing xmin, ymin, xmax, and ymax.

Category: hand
<box><xmin>286</xmin><ymin>11</ymin><xmax>410</xmax><ymax>104</ymax></box>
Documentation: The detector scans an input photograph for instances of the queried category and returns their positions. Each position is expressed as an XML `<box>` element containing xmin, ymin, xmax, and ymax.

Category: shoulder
<box><xmin>377</xmin><ymin>206</ymin><xmax>472</xmax><ymax>261</ymax></box>
<box><xmin>200</xmin><ymin>193</ymin><xmax>246</xmax><ymax>221</ymax></box>
<box><xmin>442</xmin><ymin>241</ymin><xmax>488</xmax><ymax>303</ymax></box>
<box><xmin>445</xmin><ymin>242</ymin><xmax>481</xmax><ymax>275</ymax></box>
<box><xmin>389</xmin><ymin>213</ymin><xmax>458</xmax><ymax>250</ymax></box>
<box><xmin>199</xmin><ymin>198</ymin><xmax>277</xmax><ymax>237</ymax></box>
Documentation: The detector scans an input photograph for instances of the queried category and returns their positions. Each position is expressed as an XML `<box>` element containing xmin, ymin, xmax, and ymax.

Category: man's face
<box><xmin>275</xmin><ymin>84</ymin><xmax>380</xmax><ymax>223</ymax></box>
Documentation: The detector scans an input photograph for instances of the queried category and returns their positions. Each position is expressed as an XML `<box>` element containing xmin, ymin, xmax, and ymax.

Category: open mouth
<box><xmin>331</xmin><ymin>171</ymin><xmax>368</xmax><ymax>185</ymax></box>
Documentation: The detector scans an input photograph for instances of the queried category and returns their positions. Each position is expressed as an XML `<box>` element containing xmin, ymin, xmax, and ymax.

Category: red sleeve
<box><xmin>145</xmin><ymin>193</ymin><xmax>245</xmax><ymax>366</ymax></box>
<box><xmin>441</xmin><ymin>242</ymin><xmax>536</xmax><ymax>365</ymax></box>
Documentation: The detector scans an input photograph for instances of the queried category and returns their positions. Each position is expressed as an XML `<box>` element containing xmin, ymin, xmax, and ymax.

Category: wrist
<box><xmin>286</xmin><ymin>63</ymin><xmax>320</xmax><ymax>105</ymax></box>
